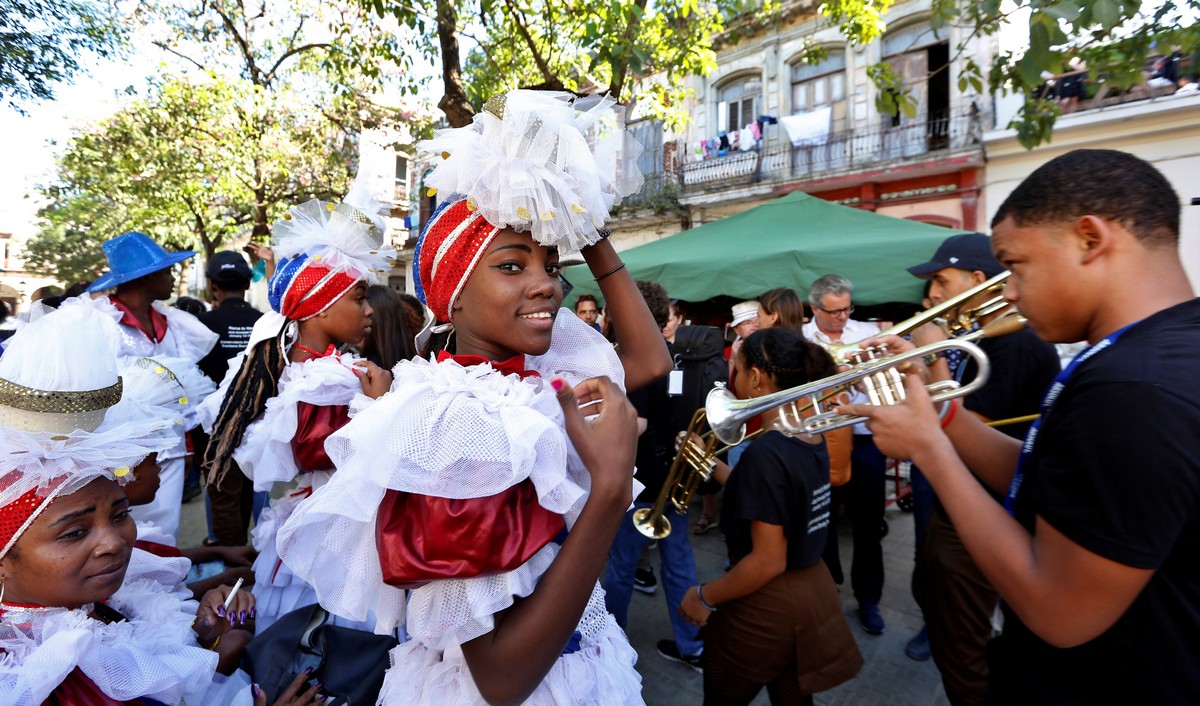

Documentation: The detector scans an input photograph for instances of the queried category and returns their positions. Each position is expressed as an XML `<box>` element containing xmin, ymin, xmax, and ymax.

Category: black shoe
<box><xmin>858</xmin><ymin>601</ymin><xmax>886</xmax><ymax>635</ymax></box>
<box><xmin>633</xmin><ymin>567</ymin><xmax>658</xmax><ymax>595</ymax></box>
<box><xmin>657</xmin><ymin>639</ymin><xmax>703</xmax><ymax>673</ymax></box>
<box><xmin>905</xmin><ymin>626</ymin><xmax>931</xmax><ymax>661</ymax></box>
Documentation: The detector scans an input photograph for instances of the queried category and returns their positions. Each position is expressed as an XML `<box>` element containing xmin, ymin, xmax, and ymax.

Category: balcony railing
<box><xmin>676</xmin><ymin>109</ymin><xmax>983</xmax><ymax>192</ymax></box>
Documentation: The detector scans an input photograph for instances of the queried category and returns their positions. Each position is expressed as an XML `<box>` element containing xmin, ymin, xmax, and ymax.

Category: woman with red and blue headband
<box><xmin>278</xmin><ymin>90</ymin><xmax>672</xmax><ymax>704</ymax></box>
<box><xmin>200</xmin><ymin>170</ymin><xmax>396</xmax><ymax>637</ymax></box>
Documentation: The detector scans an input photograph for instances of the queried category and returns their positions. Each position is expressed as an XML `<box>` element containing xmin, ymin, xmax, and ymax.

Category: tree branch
<box><xmin>501</xmin><ymin>0</ymin><xmax>563</xmax><ymax>89</ymax></box>
<box><xmin>153</xmin><ymin>41</ymin><xmax>209</xmax><ymax>72</ymax></box>
<box><xmin>264</xmin><ymin>42</ymin><xmax>330</xmax><ymax>84</ymax></box>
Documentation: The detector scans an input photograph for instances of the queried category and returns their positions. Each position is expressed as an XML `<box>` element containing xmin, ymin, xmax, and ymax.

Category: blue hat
<box><xmin>88</xmin><ymin>232</ymin><xmax>196</xmax><ymax>292</ymax></box>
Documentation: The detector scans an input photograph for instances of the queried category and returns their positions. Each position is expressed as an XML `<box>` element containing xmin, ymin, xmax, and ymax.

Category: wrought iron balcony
<box><xmin>674</xmin><ymin>109</ymin><xmax>983</xmax><ymax>193</ymax></box>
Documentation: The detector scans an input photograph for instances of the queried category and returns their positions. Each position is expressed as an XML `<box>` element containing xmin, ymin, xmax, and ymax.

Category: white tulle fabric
<box><xmin>221</xmin><ymin>353</ymin><xmax>368</xmax><ymax>632</ymax></box>
<box><xmin>379</xmin><ymin>584</ymin><xmax>643</xmax><ymax>706</ymax></box>
<box><xmin>0</xmin><ymin>576</ymin><xmax>251</xmax><ymax>706</ymax></box>
<box><xmin>418</xmin><ymin>90</ymin><xmax>643</xmax><ymax>254</ymax></box>
<box><xmin>69</xmin><ymin>295</ymin><xmax>219</xmax><ymax>363</ymax></box>
<box><xmin>276</xmin><ymin>311</ymin><xmax>642</xmax><ymax>703</ymax></box>
<box><xmin>271</xmin><ymin>168</ymin><xmax>396</xmax><ymax>286</ymax></box>
<box><xmin>119</xmin><ymin>356</ymin><xmax>217</xmax><ymax>460</ymax></box>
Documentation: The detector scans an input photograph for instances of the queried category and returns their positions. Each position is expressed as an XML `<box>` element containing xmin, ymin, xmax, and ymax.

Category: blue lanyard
<box><xmin>1003</xmin><ymin>320</ymin><xmax>1142</xmax><ymax>516</ymax></box>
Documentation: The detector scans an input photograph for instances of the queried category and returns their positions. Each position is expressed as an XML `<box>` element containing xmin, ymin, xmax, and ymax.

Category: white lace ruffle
<box><xmin>233</xmin><ymin>354</ymin><xmax>364</xmax><ymax>491</ymax></box>
<box><xmin>378</xmin><ymin>584</ymin><xmax>644</xmax><ymax>706</ymax></box>
<box><xmin>0</xmin><ymin>577</ymin><xmax>219</xmax><ymax>706</ymax></box>
<box><xmin>77</xmin><ymin>295</ymin><xmax>218</xmax><ymax>362</ymax></box>
<box><xmin>527</xmin><ymin>309</ymin><xmax>626</xmax><ymax>391</ymax></box>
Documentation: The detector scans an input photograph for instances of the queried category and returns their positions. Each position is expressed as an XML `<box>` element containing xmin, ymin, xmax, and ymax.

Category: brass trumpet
<box><xmin>707</xmin><ymin>335</ymin><xmax>999</xmax><ymax>447</ymax></box>
<box><xmin>632</xmin><ymin>409</ymin><xmax>715</xmax><ymax>539</ymax></box>
<box><xmin>821</xmin><ymin>271</ymin><xmax>1012</xmax><ymax>365</ymax></box>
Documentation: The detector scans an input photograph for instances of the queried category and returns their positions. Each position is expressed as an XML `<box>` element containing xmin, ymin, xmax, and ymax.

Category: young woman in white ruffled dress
<box><xmin>277</xmin><ymin>90</ymin><xmax>673</xmax><ymax>705</ymax></box>
<box><xmin>199</xmin><ymin>175</ymin><xmax>395</xmax><ymax>634</ymax></box>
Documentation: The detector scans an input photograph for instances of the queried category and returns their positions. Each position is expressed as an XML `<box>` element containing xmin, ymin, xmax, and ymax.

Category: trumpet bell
<box><xmin>632</xmin><ymin>507</ymin><xmax>672</xmax><ymax>539</ymax></box>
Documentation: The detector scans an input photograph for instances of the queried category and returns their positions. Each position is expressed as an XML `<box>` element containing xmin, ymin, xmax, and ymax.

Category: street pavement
<box><xmin>180</xmin><ymin>477</ymin><xmax>951</xmax><ymax>705</ymax></box>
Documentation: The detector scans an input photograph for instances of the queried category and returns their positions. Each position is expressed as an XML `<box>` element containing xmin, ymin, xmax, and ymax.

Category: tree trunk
<box><xmin>435</xmin><ymin>0</ymin><xmax>475</xmax><ymax>128</ymax></box>
<box><xmin>606</xmin><ymin>0</ymin><xmax>650</xmax><ymax>100</ymax></box>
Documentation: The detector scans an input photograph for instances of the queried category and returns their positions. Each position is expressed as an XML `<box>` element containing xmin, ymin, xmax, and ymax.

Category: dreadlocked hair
<box><xmin>740</xmin><ymin>327</ymin><xmax>836</xmax><ymax>390</ymax></box>
<box><xmin>204</xmin><ymin>327</ymin><xmax>288</xmax><ymax>488</ymax></box>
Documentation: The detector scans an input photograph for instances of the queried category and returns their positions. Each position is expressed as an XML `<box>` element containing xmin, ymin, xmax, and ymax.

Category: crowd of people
<box><xmin>0</xmin><ymin>84</ymin><xmax>1194</xmax><ymax>706</ymax></box>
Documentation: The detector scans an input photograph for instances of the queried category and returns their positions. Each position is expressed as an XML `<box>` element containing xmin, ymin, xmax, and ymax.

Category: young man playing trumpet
<box><xmin>843</xmin><ymin>149</ymin><xmax>1200</xmax><ymax>704</ymax></box>
<box><xmin>903</xmin><ymin>233</ymin><xmax>1060</xmax><ymax>705</ymax></box>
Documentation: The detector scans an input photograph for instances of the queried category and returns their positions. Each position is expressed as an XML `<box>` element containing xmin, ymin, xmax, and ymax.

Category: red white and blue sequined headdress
<box><xmin>268</xmin><ymin>168</ymin><xmax>397</xmax><ymax>322</ymax></box>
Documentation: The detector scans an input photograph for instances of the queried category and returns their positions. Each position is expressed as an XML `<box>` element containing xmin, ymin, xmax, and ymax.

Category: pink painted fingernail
<box><xmin>550</xmin><ymin>378</ymin><xmax>564</xmax><ymax>391</ymax></box>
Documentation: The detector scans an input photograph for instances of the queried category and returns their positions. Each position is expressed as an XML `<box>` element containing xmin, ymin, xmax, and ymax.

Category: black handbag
<box><xmin>241</xmin><ymin>603</ymin><xmax>398</xmax><ymax>706</ymax></box>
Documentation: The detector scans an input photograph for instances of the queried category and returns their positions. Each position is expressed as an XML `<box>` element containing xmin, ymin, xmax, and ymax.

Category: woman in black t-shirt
<box><xmin>680</xmin><ymin>328</ymin><xmax>863</xmax><ymax>705</ymax></box>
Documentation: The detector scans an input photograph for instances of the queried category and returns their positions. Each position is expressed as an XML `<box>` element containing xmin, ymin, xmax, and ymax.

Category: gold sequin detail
<box><xmin>326</xmin><ymin>203</ymin><xmax>336</xmax><ymax>211</ymax></box>
<box><xmin>539</xmin><ymin>211</ymin><xmax>556</xmax><ymax>221</ymax></box>
<box><xmin>427</xmin><ymin>187</ymin><xmax>437</xmax><ymax>197</ymax></box>
<box><xmin>0</xmin><ymin>377</ymin><xmax>123</xmax><ymax>414</ymax></box>
<box><xmin>178</xmin><ymin>397</ymin><xmax>188</xmax><ymax>405</ymax></box>
<box><xmin>483</xmin><ymin>93</ymin><xmax>507</xmax><ymax>119</ymax></box>
<box><xmin>516</xmin><ymin>207</ymin><xmax>531</xmax><ymax>219</ymax></box>
<box><xmin>571</xmin><ymin>204</ymin><xmax>587</xmax><ymax>214</ymax></box>
<box><xmin>466</xmin><ymin>198</ymin><xmax>478</xmax><ymax>212</ymax></box>
<box><xmin>283</xmin><ymin>212</ymin><xmax>293</xmax><ymax>221</ymax></box>
<box><xmin>113</xmin><ymin>466</ymin><xmax>131</xmax><ymax>478</ymax></box>
<box><xmin>441</xmin><ymin>151</ymin><xmax>450</xmax><ymax>159</ymax></box>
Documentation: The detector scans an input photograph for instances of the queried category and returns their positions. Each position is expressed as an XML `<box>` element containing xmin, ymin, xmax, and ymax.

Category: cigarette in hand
<box><xmin>222</xmin><ymin>578</ymin><xmax>245</xmax><ymax>612</ymax></box>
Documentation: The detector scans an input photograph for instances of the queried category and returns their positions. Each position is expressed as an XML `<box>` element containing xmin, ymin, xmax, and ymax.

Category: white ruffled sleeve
<box><xmin>156</xmin><ymin>303</ymin><xmax>219</xmax><ymax>361</ymax></box>
<box><xmin>234</xmin><ymin>355</ymin><xmax>363</xmax><ymax>491</ymax></box>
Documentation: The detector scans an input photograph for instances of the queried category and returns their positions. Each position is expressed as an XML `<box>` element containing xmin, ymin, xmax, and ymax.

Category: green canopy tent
<box><xmin>564</xmin><ymin>191</ymin><xmax>972</xmax><ymax>306</ymax></box>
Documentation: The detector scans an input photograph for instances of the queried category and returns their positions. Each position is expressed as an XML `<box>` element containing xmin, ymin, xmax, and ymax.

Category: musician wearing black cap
<box><xmin>903</xmin><ymin>232</ymin><xmax>1060</xmax><ymax>706</ymax></box>
<box><xmin>197</xmin><ymin>250</ymin><xmax>265</xmax><ymax>546</ymax></box>
<box><xmin>843</xmin><ymin>149</ymin><xmax>1200</xmax><ymax>704</ymax></box>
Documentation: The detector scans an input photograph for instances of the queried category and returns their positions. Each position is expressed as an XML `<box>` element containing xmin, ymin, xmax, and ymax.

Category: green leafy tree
<box><xmin>366</xmin><ymin>0</ymin><xmax>776</xmax><ymax>130</ymax></box>
<box><xmin>131</xmin><ymin>0</ymin><xmax>420</xmax><ymax>238</ymax></box>
<box><xmin>367</xmin><ymin>0</ymin><xmax>1198</xmax><ymax>147</ymax></box>
<box><xmin>0</xmin><ymin>0</ymin><xmax>128</xmax><ymax>110</ymax></box>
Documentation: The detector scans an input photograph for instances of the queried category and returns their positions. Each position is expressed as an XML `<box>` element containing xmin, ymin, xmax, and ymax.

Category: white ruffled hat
<box><xmin>418</xmin><ymin>90</ymin><xmax>644</xmax><ymax>254</ymax></box>
<box><xmin>0</xmin><ymin>304</ymin><xmax>176</xmax><ymax>559</ymax></box>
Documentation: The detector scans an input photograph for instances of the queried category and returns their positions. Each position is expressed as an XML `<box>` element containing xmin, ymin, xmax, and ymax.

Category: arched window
<box><xmin>791</xmin><ymin>51</ymin><xmax>847</xmax><ymax>130</ymax></box>
<box><xmin>717</xmin><ymin>74</ymin><xmax>762</xmax><ymax>132</ymax></box>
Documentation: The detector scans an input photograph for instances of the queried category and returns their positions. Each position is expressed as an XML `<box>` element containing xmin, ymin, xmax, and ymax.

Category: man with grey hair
<box><xmin>802</xmin><ymin>274</ymin><xmax>888</xmax><ymax>636</ymax></box>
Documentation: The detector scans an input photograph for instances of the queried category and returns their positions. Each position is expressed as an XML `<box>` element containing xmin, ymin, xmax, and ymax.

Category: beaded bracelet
<box><xmin>697</xmin><ymin>584</ymin><xmax>718</xmax><ymax>612</ymax></box>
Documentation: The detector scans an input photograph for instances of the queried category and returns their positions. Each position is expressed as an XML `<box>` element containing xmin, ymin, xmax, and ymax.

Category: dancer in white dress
<box><xmin>278</xmin><ymin>90</ymin><xmax>673</xmax><ymax>705</ymax></box>
<box><xmin>199</xmin><ymin>170</ymin><xmax>395</xmax><ymax>633</ymax></box>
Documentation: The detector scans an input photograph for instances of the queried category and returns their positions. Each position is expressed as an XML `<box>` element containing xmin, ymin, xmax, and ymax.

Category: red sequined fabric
<box><xmin>417</xmin><ymin>199</ymin><xmax>503</xmax><ymax>323</ymax></box>
<box><xmin>0</xmin><ymin>487</ymin><xmax>49</xmax><ymax>557</ymax></box>
<box><xmin>280</xmin><ymin>263</ymin><xmax>357</xmax><ymax>321</ymax></box>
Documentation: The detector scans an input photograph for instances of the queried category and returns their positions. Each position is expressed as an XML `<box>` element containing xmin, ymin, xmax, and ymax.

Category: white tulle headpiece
<box><xmin>270</xmin><ymin>166</ymin><xmax>397</xmax><ymax>284</ymax></box>
<box><xmin>418</xmin><ymin>90</ymin><xmax>643</xmax><ymax>253</ymax></box>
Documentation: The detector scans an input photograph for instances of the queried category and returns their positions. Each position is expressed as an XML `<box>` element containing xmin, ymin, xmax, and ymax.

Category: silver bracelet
<box><xmin>697</xmin><ymin>584</ymin><xmax>718</xmax><ymax>612</ymax></box>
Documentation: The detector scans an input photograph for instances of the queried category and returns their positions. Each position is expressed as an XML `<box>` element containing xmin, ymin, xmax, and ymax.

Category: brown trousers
<box><xmin>913</xmin><ymin>505</ymin><xmax>998</xmax><ymax>706</ymax></box>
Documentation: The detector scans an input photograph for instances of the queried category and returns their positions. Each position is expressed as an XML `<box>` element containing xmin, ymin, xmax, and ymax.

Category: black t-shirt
<box><xmin>987</xmin><ymin>298</ymin><xmax>1200</xmax><ymax>705</ymax></box>
<box><xmin>630</xmin><ymin>374</ymin><xmax>676</xmax><ymax>503</ymax></box>
<box><xmin>196</xmin><ymin>298</ymin><xmax>263</xmax><ymax>383</ymax></box>
<box><xmin>720</xmin><ymin>430</ymin><xmax>831</xmax><ymax>570</ymax></box>
<box><xmin>959</xmin><ymin>327</ymin><xmax>1061</xmax><ymax>440</ymax></box>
